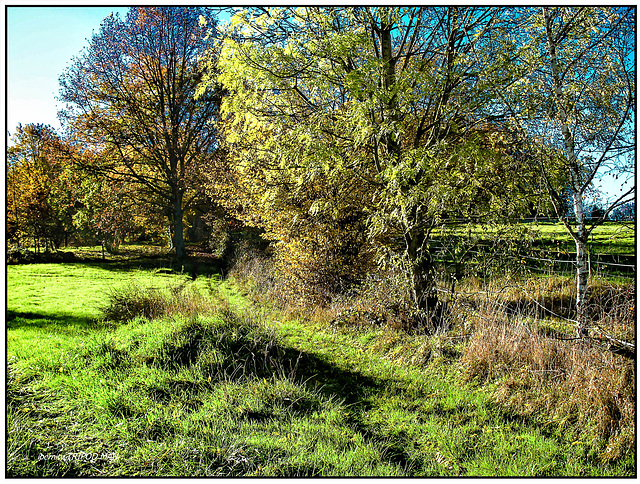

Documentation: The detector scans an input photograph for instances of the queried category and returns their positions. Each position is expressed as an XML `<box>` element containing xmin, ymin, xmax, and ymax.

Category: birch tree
<box><xmin>509</xmin><ymin>7</ymin><xmax>635</xmax><ymax>337</ymax></box>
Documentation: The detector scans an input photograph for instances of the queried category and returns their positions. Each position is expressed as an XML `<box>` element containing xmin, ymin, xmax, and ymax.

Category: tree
<box><xmin>610</xmin><ymin>201</ymin><xmax>635</xmax><ymax>222</ymax></box>
<box><xmin>59</xmin><ymin>7</ymin><xmax>224</xmax><ymax>259</ymax></box>
<box><xmin>7</xmin><ymin>124</ymin><xmax>78</xmax><ymax>251</ymax></box>
<box><xmin>505</xmin><ymin>7</ymin><xmax>635</xmax><ymax>336</ymax></box>
<box><xmin>72</xmin><ymin>166</ymin><xmax>140</xmax><ymax>254</ymax></box>
<box><xmin>201</xmin><ymin>7</ymin><xmax>542</xmax><ymax>326</ymax></box>
<box><xmin>205</xmin><ymin>123</ymin><xmax>378</xmax><ymax>303</ymax></box>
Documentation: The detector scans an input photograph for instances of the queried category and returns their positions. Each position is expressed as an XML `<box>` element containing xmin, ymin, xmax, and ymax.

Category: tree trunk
<box><xmin>404</xmin><ymin>224</ymin><xmax>441</xmax><ymax>332</ymax></box>
<box><xmin>543</xmin><ymin>7</ymin><xmax>591</xmax><ymax>338</ymax></box>
<box><xmin>573</xmin><ymin>192</ymin><xmax>590</xmax><ymax>337</ymax></box>
<box><xmin>172</xmin><ymin>191</ymin><xmax>187</xmax><ymax>260</ymax></box>
<box><xmin>575</xmin><ymin>235</ymin><xmax>590</xmax><ymax>337</ymax></box>
<box><xmin>406</xmin><ymin>231</ymin><xmax>428</xmax><ymax>310</ymax></box>
<box><xmin>377</xmin><ymin>16</ymin><xmax>442</xmax><ymax>332</ymax></box>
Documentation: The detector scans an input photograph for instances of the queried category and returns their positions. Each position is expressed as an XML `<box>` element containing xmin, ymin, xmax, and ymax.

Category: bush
<box><xmin>6</xmin><ymin>248</ymin><xmax>76</xmax><ymax>264</ymax></box>
<box><xmin>208</xmin><ymin>218</ymin><xmax>234</xmax><ymax>263</ymax></box>
<box><xmin>272</xmin><ymin>215</ymin><xmax>376</xmax><ymax>306</ymax></box>
<box><xmin>7</xmin><ymin>249</ymin><xmax>27</xmax><ymax>264</ymax></box>
<box><xmin>101</xmin><ymin>281</ymin><xmax>218</xmax><ymax>323</ymax></box>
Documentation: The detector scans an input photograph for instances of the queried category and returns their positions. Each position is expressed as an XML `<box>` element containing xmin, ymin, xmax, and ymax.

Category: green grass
<box><xmin>431</xmin><ymin>221</ymin><xmax>634</xmax><ymax>280</ymax></box>
<box><xmin>7</xmin><ymin>262</ymin><xmax>199</xmax><ymax>372</ymax></box>
<box><xmin>6</xmin><ymin>261</ymin><xmax>634</xmax><ymax>476</ymax></box>
<box><xmin>434</xmin><ymin>221</ymin><xmax>634</xmax><ymax>255</ymax></box>
<box><xmin>528</xmin><ymin>221</ymin><xmax>635</xmax><ymax>256</ymax></box>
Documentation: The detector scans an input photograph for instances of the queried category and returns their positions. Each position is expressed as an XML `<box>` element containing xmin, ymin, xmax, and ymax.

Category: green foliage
<box><xmin>71</xmin><ymin>172</ymin><xmax>139</xmax><ymax>251</ymax></box>
<box><xmin>201</xmin><ymin>7</ymin><xmax>547</xmax><ymax>315</ymax></box>
<box><xmin>205</xmin><ymin>120</ymin><xmax>378</xmax><ymax>304</ymax></box>
<box><xmin>6</xmin><ymin>5</ymin><xmax>636</xmax><ymax>475</ymax></box>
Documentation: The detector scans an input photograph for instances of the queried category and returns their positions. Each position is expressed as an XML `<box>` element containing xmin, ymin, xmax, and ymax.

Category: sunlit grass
<box><xmin>528</xmin><ymin>221</ymin><xmax>635</xmax><ymax>255</ymax></box>
<box><xmin>433</xmin><ymin>221</ymin><xmax>634</xmax><ymax>255</ymax></box>
<box><xmin>6</xmin><ymin>261</ymin><xmax>635</xmax><ymax>476</ymax></box>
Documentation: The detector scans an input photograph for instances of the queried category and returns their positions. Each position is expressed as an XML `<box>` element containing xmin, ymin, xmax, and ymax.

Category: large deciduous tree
<box><xmin>200</xmin><ymin>7</ymin><xmax>541</xmax><ymax>327</ymax></box>
<box><xmin>59</xmin><ymin>7</ymin><xmax>223</xmax><ymax>259</ymax></box>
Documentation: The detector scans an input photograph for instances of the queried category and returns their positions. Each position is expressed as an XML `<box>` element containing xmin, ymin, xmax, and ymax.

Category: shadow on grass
<box><xmin>60</xmin><ymin>257</ymin><xmax>223</xmax><ymax>279</ymax></box>
<box><xmin>6</xmin><ymin>309</ymin><xmax>567</xmax><ymax>477</ymax></box>
<box><xmin>7</xmin><ymin>310</ymin><xmax>95</xmax><ymax>332</ymax></box>
<box><xmin>149</xmin><ymin>317</ymin><xmax>418</xmax><ymax>469</ymax></box>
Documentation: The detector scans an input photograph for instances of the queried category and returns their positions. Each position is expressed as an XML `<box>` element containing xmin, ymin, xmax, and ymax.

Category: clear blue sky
<box><xmin>7</xmin><ymin>6</ymin><xmax>130</xmax><ymax>136</ymax></box>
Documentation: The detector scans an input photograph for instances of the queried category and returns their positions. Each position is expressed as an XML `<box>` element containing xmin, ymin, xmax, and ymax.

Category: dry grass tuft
<box><xmin>461</xmin><ymin>290</ymin><xmax>635</xmax><ymax>463</ymax></box>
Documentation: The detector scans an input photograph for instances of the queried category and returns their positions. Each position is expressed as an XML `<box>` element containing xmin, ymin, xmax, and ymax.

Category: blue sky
<box><xmin>6</xmin><ymin>6</ymin><xmax>234</xmax><ymax>137</ymax></box>
<box><xmin>7</xmin><ymin>7</ymin><xmax>130</xmax><ymax>136</ymax></box>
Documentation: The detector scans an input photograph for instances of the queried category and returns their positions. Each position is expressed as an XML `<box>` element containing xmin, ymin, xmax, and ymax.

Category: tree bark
<box><xmin>574</xmin><ymin>233</ymin><xmax>590</xmax><ymax>337</ymax></box>
<box><xmin>402</xmin><ymin>201</ymin><xmax>441</xmax><ymax>331</ymax></box>
<box><xmin>172</xmin><ymin>190</ymin><xmax>187</xmax><ymax>260</ymax></box>
<box><xmin>405</xmin><ymin>230</ymin><xmax>434</xmax><ymax>311</ymax></box>
<box><xmin>543</xmin><ymin>7</ymin><xmax>591</xmax><ymax>337</ymax></box>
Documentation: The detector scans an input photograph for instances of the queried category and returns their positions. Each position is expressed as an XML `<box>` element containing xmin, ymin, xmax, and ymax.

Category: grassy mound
<box><xmin>7</xmin><ymin>289</ymin><xmax>399</xmax><ymax>477</ymax></box>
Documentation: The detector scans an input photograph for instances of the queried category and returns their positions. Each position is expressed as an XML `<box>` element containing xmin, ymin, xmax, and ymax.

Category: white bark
<box><xmin>543</xmin><ymin>7</ymin><xmax>591</xmax><ymax>337</ymax></box>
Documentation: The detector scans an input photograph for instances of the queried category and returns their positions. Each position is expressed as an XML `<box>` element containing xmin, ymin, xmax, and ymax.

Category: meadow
<box><xmin>529</xmin><ymin>221</ymin><xmax>635</xmax><ymax>255</ymax></box>
<box><xmin>6</xmin><ymin>247</ymin><xmax>635</xmax><ymax>477</ymax></box>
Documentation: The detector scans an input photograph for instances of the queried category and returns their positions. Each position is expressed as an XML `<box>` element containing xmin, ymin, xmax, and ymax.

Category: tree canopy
<box><xmin>7</xmin><ymin>6</ymin><xmax>634</xmax><ymax>337</ymax></box>
<box><xmin>7</xmin><ymin>124</ymin><xmax>77</xmax><ymax>251</ymax></box>
<box><xmin>59</xmin><ymin>7</ymin><xmax>223</xmax><ymax>258</ymax></box>
<box><xmin>199</xmin><ymin>7</ymin><xmax>547</xmax><ymax>322</ymax></box>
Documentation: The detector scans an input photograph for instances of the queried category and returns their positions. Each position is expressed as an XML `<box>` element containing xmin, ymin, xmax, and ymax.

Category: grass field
<box><xmin>433</xmin><ymin>221</ymin><xmax>635</xmax><ymax>255</ymax></box>
<box><xmin>6</xmin><ymin>257</ymin><xmax>635</xmax><ymax>477</ymax></box>
<box><xmin>528</xmin><ymin>221</ymin><xmax>635</xmax><ymax>255</ymax></box>
<box><xmin>428</xmin><ymin>221</ymin><xmax>635</xmax><ymax>281</ymax></box>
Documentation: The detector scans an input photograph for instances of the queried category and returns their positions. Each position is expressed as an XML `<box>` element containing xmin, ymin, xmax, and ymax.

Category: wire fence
<box><xmin>426</xmin><ymin>245</ymin><xmax>636</xmax><ymax>354</ymax></box>
<box><xmin>430</xmin><ymin>243</ymin><xmax>635</xmax><ymax>280</ymax></box>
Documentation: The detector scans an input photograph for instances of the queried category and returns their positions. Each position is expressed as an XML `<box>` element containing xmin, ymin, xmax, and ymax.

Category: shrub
<box><xmin>101</xmin><ymin>281</ymin><xmax>218</xmax><ymax>323</ymax></box>
<box><xmin>272</xmin><ymin>217</ymin><xmax>376</xmax><ymax>306</ymax></box>
<box><xmin>207</xmin><ymin>218</ymin><xmax>234</xmax><ymax>264</ymax></box>
<box><xmin>7</xmin><ymin>249</ymin><xmax>27</xmax><ymax>264</ymax></box>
